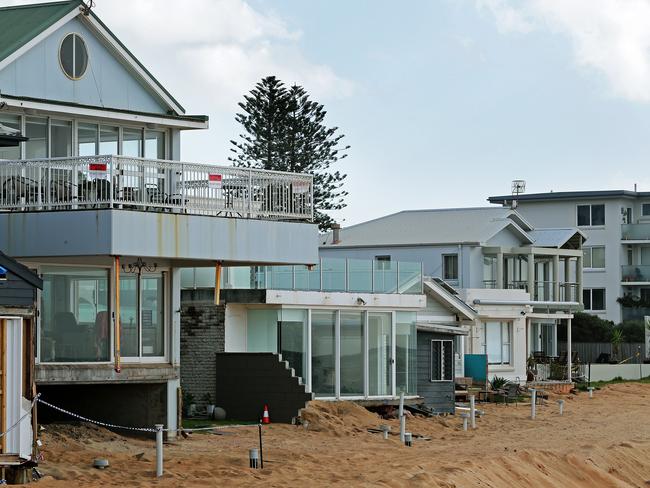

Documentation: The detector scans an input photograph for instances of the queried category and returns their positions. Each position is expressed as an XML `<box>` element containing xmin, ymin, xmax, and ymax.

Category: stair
<box><xmin>214</xmin><ymin>353</ymin><xmax>313</xmax><ymax>423</ymax></box>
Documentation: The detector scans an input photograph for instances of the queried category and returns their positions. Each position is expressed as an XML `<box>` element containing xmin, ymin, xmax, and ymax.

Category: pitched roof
<box><xmin>423</xmin><ymin>279</ymin><xmax>477</xmax><ymax>321</ymax></box>
<box><xmin>320</xmin><ymin>207</ymin><xmax>534</xmax><ymax>247</ymax></box>
<box><xmin>527</xmin><ymin>228</ymin><xmax>586</xmax><ymax>249</ymax></box>
<box><xmin>0</xmin><ymin>251</ymin><xmax>42</xmax><ymax>289</ymax></box>
<box><xmin>488</xmin><ymin>190</ymin><xmax>650</xmax><ymax>203</ymax></box>
<box><xmin>0</xmin><ymin>0</ymin><xmax>80</xmax><ymax>65</ymax></box>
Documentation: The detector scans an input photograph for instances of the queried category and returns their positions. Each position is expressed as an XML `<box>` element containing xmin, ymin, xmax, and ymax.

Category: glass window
<box><xmin>278</xmin><ymin>309</ymin><xmax>307</xmax><ymax>380</ymax></box>
<box><xmin>0</xmin><ymin>114</ymin><xmax>21</xmax><ymax>160</ymax></box>
<box><xmin>142</xmin><ymin>276</ymin><xmax>164</xmax><ymax>357</ymax></box>
<box><xmin>584</xmin><ymin>246</ymin><xmax>605</xmax><ymax>269</ymax></box>
<box><xmin>100</xmin><ymin>126</ymin><xmax>119</xmax><ymax>155</ymax></box>
<box><xmin>50</xmin><ymin>119</ymin><xmax>72</xmax><ymax>157</ymax></box>
<box><xmin>145</xmin><ymin>130</ymin><xmax>165</xmax><ymax>159</ymax></box>
<box><xmin>483</xmin><ymin>321</ymin><xmax>511</xmax><ymax>365</ymax></box>
<box><xmin>395</xmin><ymin>312</ymin><xmax>417</xmax><ymax>395</ymax></box>
<box><xmin>122</xmin><ymin>128</ymin><xmax>143</xmax><ymax>158</ymax></box>
<box><xmin>591</xmin><ymin>204</ymin><xmax>605</xmax><ymax>225</ymax></box>
<box><xmin>25</xmin><ymin>117</ymin><xmax>47</xmax><ymax>159</ymax></box>
<box><xmin>483</xmin><ymin>255</ymin><xmax>497</xmax><ymax>288</ymax></box>
<box><xmin>577</xmin><ymin>205</ymin><xmax>590</xmax><ymax>226</ymax></box>
<box><xmin>368</xmin><ymin>313</ymin><xmax>391</xmax><ymax>396</ymax></box>
<box><xmin>430</xmin><ymin>340</ymin><xmax>453</xmax><ymax>381</ymax></box>
<box><xmin>59</xmin><ymin>33</ymin><xmax>88</xmax><ymax>80</ymax></box>
<box><xmin>311</xmin><ymin>310</ymin><xmax>336</xmax><ymax>396</ymax></box>
<box><xmin>340</xmin><ymin>311</ymin><xmax>363</xmax><ymax>396</ymax></box>
<box><xmin>40</xmin><ymin>267</ymin><xmax>109</xmax><ymax>363</ymax></box>
<box><xmin>373</xmin><ymin>259</ymin><xmax>397</xmax><ymax>293</ymax></box>
<box><xmin>583</xmin><ymin>288</ymin><xmax>606</xmax><ymax>311</ymax></box>
<box><xmin>78</xmin><ymin>123</ymin><xmax>98</xmax><ymax>157</ymax></box>
<box><xmin>247</xmin><ymin>309</ymin><xmax>278</xmax><ymax>352</ymax></box>
<box><xmin>443</xmin><ymin>254</ymin><xmax>458</xmax><ymax>281</ymax></box>
<box><xmin>119</xmin><ymin>276</ymin><xmax>139</xmax><ymax>357</ymax></box>
<box><xmin>348</xmin><ymin>259</ymin><xmax>372</xmax><ymax>293</ymax></box>
<box><xmin>643</xmin><ymin>203</ymin><xmax>650</xmax><ymax>217</ymax></box>
<box><xmin>582</xmin><ymin>289</ymin><xmax>591</xmax><ymax>310</ymax></box>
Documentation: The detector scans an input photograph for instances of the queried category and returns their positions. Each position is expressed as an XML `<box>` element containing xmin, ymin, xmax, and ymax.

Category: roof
<box><xmin>0</xmin><ymin>251</ymin><xmax>42</xmax><ymax>289</ymax></box>
<box><xmin>423</xmin><ymin>279</ymin><xmax>477</xmax><ymax>321</ymax></box>
<box><xmin>489</xmin><ymin>190</ymin><xmax>650</xmax><ymax>204</ymax></box>
<box><xmin>527</xmin><ymin>228</ymin><xmax>586</xmax><ymax>249</ymax></box>
<box><xmin>320</xmin><ymin>207</ymin><xmax>535</xmax><ymax>248</ymax></box>
<box><xmin>0</xmin><ymin>0</ymin><xmax>201</xmax><ymax>118</ymax></box>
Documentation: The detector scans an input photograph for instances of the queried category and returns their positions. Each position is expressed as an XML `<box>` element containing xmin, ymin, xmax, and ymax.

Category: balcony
<box><xmin>622</xmin><ymin>223</ymin><xmax>650</xmax><ymax>241</ymax></box>
<box><xmin>182</xmin><ymin>258</ymin><xmax>424</xmax><ymax>295</ymax></box>
<box><xmin>483</xmin><ymin>280</ymin><xmax>579</xmax><ymax>302</ymax></box>
<box><xmin>0</xmin><ymin>156</ymin><xmax>313</xmax><ymax>221</ymax></box>
<box><xmin>621</xmin><ymin>265</ymin><xmax>650</xmax><ymax>283</ymax></box>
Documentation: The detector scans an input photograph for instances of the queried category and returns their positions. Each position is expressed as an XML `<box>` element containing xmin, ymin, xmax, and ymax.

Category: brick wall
<box><xmin>180</xmin><ymin>292</ymin><xmax>225</xmax><ymax>410</ymax></box>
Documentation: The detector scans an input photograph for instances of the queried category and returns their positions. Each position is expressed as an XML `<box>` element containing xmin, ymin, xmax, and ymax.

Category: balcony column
<box><xmin>576</xmin><ymin>256</ymin><xmax>583</xmax><ymax>306</ymax></box>
<box><xmin>553</xmin><ymin>255</ymin><xmax>560</xmax><ymax>302</ymax></box>
<box><xmin>527</xmin><ymin>252</ymin><xmax>535</xmax><ymax>300</ymax></box>
<box><xmin>496</xmin><ymin>250</ymin><xmax>504</xmax><ymax>289</ymax></box>
<box><xmin>564</xmin><ymin>257</ymin><xmax>571</xmax><ymax>301</ymax></box>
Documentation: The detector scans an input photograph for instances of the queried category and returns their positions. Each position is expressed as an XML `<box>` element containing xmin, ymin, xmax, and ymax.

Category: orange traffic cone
<box><xmin>262</xmin><ymin>405</ymin><xmax>271</xmax><ymax>424</ymax></box>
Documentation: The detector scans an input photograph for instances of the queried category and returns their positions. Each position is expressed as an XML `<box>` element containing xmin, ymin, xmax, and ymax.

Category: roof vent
<box><xmin>331</xmin><ymin>223</ymin><xmax>341</xmax><ymax>244</ymax></box>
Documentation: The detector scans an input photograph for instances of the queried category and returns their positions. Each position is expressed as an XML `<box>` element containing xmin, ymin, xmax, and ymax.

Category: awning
<box><xmin>416</xmin><ymin>322</ymin><xmax>469</xmax><ymax>336</ymax></box>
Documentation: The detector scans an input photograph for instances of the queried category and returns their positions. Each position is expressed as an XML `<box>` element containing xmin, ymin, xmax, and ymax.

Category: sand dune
<box><xmin>34</xmin><ymin>382</ymin><xmax>650</xmax><ymax>487</ymax></box>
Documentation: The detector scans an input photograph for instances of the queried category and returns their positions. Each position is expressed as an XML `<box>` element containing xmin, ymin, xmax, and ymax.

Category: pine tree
<box><xmin>229</xmin><ymin>76</ymin><xmax>349</xmax><ymax>231</ymax></box>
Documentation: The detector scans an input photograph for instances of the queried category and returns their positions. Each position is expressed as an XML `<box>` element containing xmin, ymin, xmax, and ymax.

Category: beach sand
<box><xmin>33</xmin><ymin>382</ymin><xmax>650</xmax><ymax>487</ymax></box>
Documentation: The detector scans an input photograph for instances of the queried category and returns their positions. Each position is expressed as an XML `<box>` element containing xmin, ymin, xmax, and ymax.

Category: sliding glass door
<box><xmin>368</xmin><ymin>312</ymin><xmax>391</xmax><ymax>396</ymax></box>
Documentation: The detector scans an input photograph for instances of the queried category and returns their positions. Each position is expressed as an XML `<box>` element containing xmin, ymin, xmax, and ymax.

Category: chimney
<box><xmin>332</xmin><ymin>223</ymin><xmax>341</xmax><ymax>244</ymax></box>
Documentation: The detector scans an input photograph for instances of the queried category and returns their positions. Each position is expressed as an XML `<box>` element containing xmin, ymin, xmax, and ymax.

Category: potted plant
<box><xmin>202</xmin><ymin>393</ymin><xmax>215</xmax><ymax>418</ymax></box>
<box><xmin>183</xmin><ymin>392</ymin><xmax>196</xmax><ymax>417</ymax></box>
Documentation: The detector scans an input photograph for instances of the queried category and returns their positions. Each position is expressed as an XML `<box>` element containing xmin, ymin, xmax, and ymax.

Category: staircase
<box><xmin>214</xmin><ymin>353</ymin><xmax>313</xmax><ymax>423</ymax></box>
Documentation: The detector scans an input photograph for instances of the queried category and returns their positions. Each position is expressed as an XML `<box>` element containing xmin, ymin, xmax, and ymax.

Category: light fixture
<box><xmin>121</xmin><ymin>257</ymin><xmax>157</xmax><ymax>275</ymax></box>
<box><xmin>356</xmin><ymin>297</ymin><xmax>366</xmax><ymax>306</ymax></box>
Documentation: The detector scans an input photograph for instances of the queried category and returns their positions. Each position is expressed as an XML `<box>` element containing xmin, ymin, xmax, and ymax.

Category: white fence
<box><xmin>587</xmin><ymin>363</ymin><xmax>650</xmax><ymax>382</ymax></box>
<box><xmin>0</xmin><ymin>156</ymin><xmax>314</xmax><ymax>221</ymax></box>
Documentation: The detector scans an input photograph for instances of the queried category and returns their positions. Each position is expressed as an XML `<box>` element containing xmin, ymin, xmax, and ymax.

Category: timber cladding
<box><xmin>417</xmin><ymin>331</ymin><xmax>455</xmax><ymax>414</ymax></box>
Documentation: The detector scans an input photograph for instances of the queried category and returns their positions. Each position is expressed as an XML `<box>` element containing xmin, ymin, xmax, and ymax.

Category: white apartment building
<box><xmin>489</xmin><ymin>190</ymin><xmax>650</xmax><ymax>323</ymax></box>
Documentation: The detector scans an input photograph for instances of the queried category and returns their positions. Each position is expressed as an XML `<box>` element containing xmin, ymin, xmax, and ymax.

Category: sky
<box><xmin>6</xmin><ymin>0</ymin><xmax>650</xmax><ymax>225</ymax></box>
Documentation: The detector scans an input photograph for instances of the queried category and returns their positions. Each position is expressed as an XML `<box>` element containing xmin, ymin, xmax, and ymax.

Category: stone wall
<box><xmin>180</xmin><ymin>290</ymin><xmax>225</xmax><ymax>411</ymax></box>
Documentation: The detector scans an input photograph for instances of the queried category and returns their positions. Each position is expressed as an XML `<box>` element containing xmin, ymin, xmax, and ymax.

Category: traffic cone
<box><xmin>262</xmin><ymin>405</ymin><xmax>271</xmax><ymax>424</ymax></box>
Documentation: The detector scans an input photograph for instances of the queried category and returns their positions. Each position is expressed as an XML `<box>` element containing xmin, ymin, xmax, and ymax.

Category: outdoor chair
<box><xmin>496</xmin><ymin>383</ymin><xmax>520</xmax><ymax>406</ymax></box>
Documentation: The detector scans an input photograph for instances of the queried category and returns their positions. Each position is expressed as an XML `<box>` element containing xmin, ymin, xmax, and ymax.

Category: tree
<box><xmin>229</xmin><ymin>76</ymin><xmax>349</xmax><ymax>231</ymax></box>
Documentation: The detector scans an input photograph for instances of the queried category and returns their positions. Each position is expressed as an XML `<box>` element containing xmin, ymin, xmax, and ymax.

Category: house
<box><xmin>180</xmin><ymin>258</ymin><xmax>478</xmax><ymax>419</ymax></box>
<box><xmin>489</xmin><ymin>190</ymin><xmax>650</xmax><ymax>323</ymax></box>
<box><xmin>319</xmin><ymin>207</ymin><xmax>585</xmax><ymax>384</ymax></box>
<box><xmin>0</xmin><ymin>0</ymin><xmax>318</xmax><ymax>436</ymax></box>
<box><xmin>0</xmin><ymin>251</ymin><xmax>42</xmax><ymax>468</ymax></box>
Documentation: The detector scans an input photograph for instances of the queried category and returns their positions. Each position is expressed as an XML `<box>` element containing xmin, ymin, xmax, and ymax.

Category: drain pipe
<box><xmin>530</xmin><ymin>389</ymin><xmax>537</xmax><ymax>419</ymax></box>
<box><xmin>113</xmin><ymin>256</ymin><xmax>121</xmax><ymax>373</ymax></box>
<box><xmin>469</xmin><ymin>395</ymin><xmax>476</xmax><ymax>429</ymax></box>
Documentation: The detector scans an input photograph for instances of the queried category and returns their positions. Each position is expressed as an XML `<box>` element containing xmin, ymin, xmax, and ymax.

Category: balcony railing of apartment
<box><xmin>0</xmin><ymin>155</ymin><xmax>314</xmax><ymax>221</ymax></box>
<box><xmin>621</xmin><ymin>223</ymin><xmax>650</xmax><ymax>241</ymax></box>
<box><xmin>182</xmin><ymin>258</ymin><xmax>424</xmax><ymax>294</ymax></box>
<box><xmin>482</xmin><ymin>280</ymin><xmax>579</xmax><ymax>302</ymax></box>
<box><xmin>621</xmin><ymin>265</ymin><xmax>650</xmax><ymax>283</ymax></box>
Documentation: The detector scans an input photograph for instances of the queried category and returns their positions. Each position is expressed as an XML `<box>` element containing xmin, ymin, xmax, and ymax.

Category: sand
<box><xmin>33</xmin><ymin>383</ymin><xmax>650</xmax><ymax>487</ymax></box>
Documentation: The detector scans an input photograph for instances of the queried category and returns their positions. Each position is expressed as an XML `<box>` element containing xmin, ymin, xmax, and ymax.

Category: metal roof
<box><xmin>527</xmin><ymin>228</ymin><xmax>586</xmax><ymax>249</ymax></box>
<box><xmin>0</xmin><ymin>251</ymin><xmax>42</xmax><ymax>289</ymax></box>
<box><xmin>488</xmin><ymin>190</ymin><xmax>650</xmax><ymax>204</ymax></box>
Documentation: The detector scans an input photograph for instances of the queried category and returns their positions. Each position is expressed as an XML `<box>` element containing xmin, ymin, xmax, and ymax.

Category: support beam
<box><xmin>576</xmin><ymin>256</ymin><xmax>583</xmax><ymax>306</ymax></box>
<box><xmin>114</xmin><ymin>256</ymin><xmax>121</xmax><ymax>373</ymax></box>
<box><xmin>527</xmin><ymin>253</ymin><xmax>535</xmax><ymax>300</ymax></box>
<box><xmin>214</xmin><ymin>262</ymin><xmax>222</xmax><ymax>305</ymax></box>
<box><xmin>496</xmin><ymin>251</ymin><xmax>504</xmax><ymax>289</ymax></box>
<box><xmin>564</xmin><ymin>257</ymin><xmax>571</xmax><ymax>301</ymax></box>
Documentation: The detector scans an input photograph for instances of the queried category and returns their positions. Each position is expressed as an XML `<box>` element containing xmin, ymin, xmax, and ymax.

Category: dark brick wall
<box><xmin>180</xmin><ymin>299</ymin><xmax>225</xmax><ymax>409</ymax></box>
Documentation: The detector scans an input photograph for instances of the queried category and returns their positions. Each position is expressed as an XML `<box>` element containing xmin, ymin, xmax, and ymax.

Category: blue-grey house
<box><xmin>0</xmin><ymin>0</ymin><xmax>318</xmax><ymax>435</ymax></box>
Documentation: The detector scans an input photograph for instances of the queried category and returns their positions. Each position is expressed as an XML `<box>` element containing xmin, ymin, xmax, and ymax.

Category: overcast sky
<box><xmin>6</xmin><ymin>0</ymin><xmax>650</xmax><ymax>225</ymax></box>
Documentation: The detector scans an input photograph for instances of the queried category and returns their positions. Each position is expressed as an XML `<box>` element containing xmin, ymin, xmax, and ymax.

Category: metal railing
<box><xmin>559</xmin><ymin>282</ymin><xmax>579</xmax><ymax>302</ymax></box>
<box><xmin>0</xmin><ymin>155</ymin><xmax>314</xmax><ymax>221</ymax></box>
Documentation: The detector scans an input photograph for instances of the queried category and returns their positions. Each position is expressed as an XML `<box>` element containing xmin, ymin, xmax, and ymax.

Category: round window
<box><xmin>59</xmin><ymin>33</ymin><xmax>88</xmax><ymax>80</ymax></box>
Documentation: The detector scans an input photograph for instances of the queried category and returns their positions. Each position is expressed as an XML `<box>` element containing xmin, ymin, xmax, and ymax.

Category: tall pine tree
<box><xmin>229</xmin><ymin>76</ymin><xmax>349</xmax><ymax>231</ymax></box>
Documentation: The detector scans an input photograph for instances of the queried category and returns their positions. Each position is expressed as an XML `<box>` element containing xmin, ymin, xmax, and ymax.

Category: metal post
<box><xmin>248</xmin><ymin>169</ymin><xmax>252</xmax><ymax>217</ymax></box>
<box><xmin>155</xmin><ymin>424</ymin><xmax>163</xmax><ymax>478</ymax></box>
<box><xmin>461</xmin><ymin>413</ymin><xmax>468</xmax><ymax>431</ymax></box>
<box><xmin>469</xmin><ymin>394</ymin><xmax>476</xmax><ymax>429</ymax></box>
<box><xmin>258</xmin><ymin>423</ymin><xmax>264</xmax><ymax>469</ymax></box>
<box><xmin>399</xmin><ymin>391</ymin><xmax>405</xmax><ymax>443</ymax></box>
<box><xmin>557</xmin><ymin>399</ymin><xmax>564</xmax><ymax>416</ymax></box>
<box><xmin>530</xmin><ymin>389</ymin><xmax>537</xmax><ymax>419</ymax></box>
<box><xmin>109</xmin><ymin>156</ymin><xmax>114</xmax><ymax>209</ymax></box>
<box><xmin>404</xmin><ymin>432</ymin><xmax>412</xmax><ymax>447</ymax></box>
<box><xmin>588</xmin><ymin>387</ymin><xmax>594</xmax><ymax>399</ymax></box>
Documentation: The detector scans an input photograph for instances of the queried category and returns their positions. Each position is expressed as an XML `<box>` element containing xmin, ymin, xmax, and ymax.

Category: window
<box><xmin>443</xmin><ymin>254</ymin><xmax>458</xmax><ymax>281</ymax></box>
<box><xmin>78</xmin><ymin>123</ymin><xmax>99</xmax><ymax>157</ymax></box>
<box><xmin>483</xmin><ymin>321</ymin><xmax>511</xmax><ymax>365</ymax></box>
<box><xmin>431</xmin><ymin>340</ymin><xmax>453</xmax><ymax>381</ymax></box>
<box><xmin>123</xmin><ymin>128</ymin><xmax>143</xmax><ymax>157</ymax></box>
<box><xmin>374</xmin><ymin>255</ymin><xmax>391</xmax><ymax>269</ymax></box>
<box><xmin>145</xmin><ymin>130</ymin><xmax>166</xmax><ymax>159</ymax></box>
<box><xmin>59</xmin><ymin>33</ymin><xmax>88</xmax><ymax>80</ymax></box>
<box><xmin>583</xmin><ymin>288</ymin><xmax>606</xmax><ymax>311</ymax></box>
<box><xmin>50</xmin><ymin>119</ymin><xmax>72</xmax><ymax>157</ymax></box>
<box><xmin>642</xmin><ymin>204</ymin><xmax>650</xmax><ymax>217</ymax></box>
<box><xmin>0</xmin><ymin>114</ymin><xmax>21</xmax><ymax>160</ymax></box>
<box><xmin>583</xmin><ymin>246</ymin><xmax>605</xmax><ymax>269</ymax></box>
<box><xmin>577</xmin><ymin>204</ymin><xmax>605</xmax><ymax>226</ymax></box>
<box><xmin>25</xmin><ymin>117</ymin><xmax>47</xmax><ymax>159</ymax></box>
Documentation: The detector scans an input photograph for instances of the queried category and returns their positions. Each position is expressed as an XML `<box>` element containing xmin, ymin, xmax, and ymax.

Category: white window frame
<box><xmin>577</xmin><ymin>204</ymin><xmax>605</xmax><ymax>227</ymax></box>
<box><xmin>430</xmin><ymin>339</ymin><xmax>453</xmax><ymax>382</ymax></box>
<box><xmin>583</xmin><ymin>246</ymin><xmax>606</xmax><ymax>270</ymax></box>
<box><xmin>482</xmin><ymin>321</ymin><xmax>512</xmax><ymax>366</ymax></box>
<box><xmin>583</xmin><ymin>288</ymin><xmax>606</xmax><ymax>312</ymax></box>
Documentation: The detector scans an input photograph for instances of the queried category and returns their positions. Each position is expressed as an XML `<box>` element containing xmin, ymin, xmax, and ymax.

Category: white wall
<box><xmin>224</xmin><ymin>304</ymin><xmax>247</xmax><ymax>352</ymax></box>
<box><xmin>588</xmin><ymin>363</ymin><xmax>650</xmax><ymax>382</ymax></box>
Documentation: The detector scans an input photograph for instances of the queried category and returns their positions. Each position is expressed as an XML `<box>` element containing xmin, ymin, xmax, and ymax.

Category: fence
<box><xmin>558</xmin><ymin>342</ymin><xmax>645</xmax><ymax>364</ymax></box>
<box><xmin>0</xmin><ymin>155</ymin><xmax>314</xmax><ymax>221</ymax></box>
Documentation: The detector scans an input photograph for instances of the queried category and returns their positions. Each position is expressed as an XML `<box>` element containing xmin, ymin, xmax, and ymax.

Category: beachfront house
<box><xmin>319</xmin><ymin>207</ymin><xmax>585</xmax><ymax>385</ymax></box>
<box><xmin>0</xmin><ymin>0</ymin><xmax>318</xmax><ymax>435</ymax></box>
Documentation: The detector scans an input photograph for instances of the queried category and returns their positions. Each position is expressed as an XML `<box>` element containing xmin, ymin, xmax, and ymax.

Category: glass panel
<box><xmin>592</xmin><ymin>289</ymin><xmax>606</xmax><ymax>310</ymax></box>
<box><xmin>431</xmin><ymin>341</ymin><xmax>442</xmax><ymax>381</ymax></box>
<box><xmin>577</xmin><ymin>205</ymin><xmax>590</xmax><ymax>226</ymax></box>
<box><xmin>246</xmin><ymin>309</ymin><xmax>278</xmax><ymax>352</ymax></box>
<box><xmin>25</xmin><ymin>117</ymin><xmax>47</xmax><ymax>159</ymax></box>
<box><xmin>348</xmin><ymin>259</ymin><xmax>372</xmax><ymax>292</ymax></box>
<box><xmin>340</xmin><ymin>311</ymin><xmax>364</xmax><ymax>396</ymax></box>
<box><xmin>541</xmin><ymin>323</ymin><xmax>554</xmax><ymax>356</ymax></box>
<box><xmin>50</xmin><ymin>119</ymin><xmax>72</xmax><ymax>157</ymax></box>
<box><xmin>398</xmin><ymin>261</ymin><xmax>422</xmax><ymax>294</ymax></box>
<box><xmin>0</xmin><ymin>114</ymin><xmax>21</xmax><ymax>160</ymax></box>
<box><xmin>583</xmin><ymin>289</ymin><xmax>591</xmax><ymax>310</ymax></box>
<box><xmin>59</xmin><ymin>34</ymin><xmax>74</xmax><ymax>78</ymax></box>
<box><xmin>641</xmin><ymin>247</ymin><xmax>650</xmax><ymax>265</ymax></box>
<box><xmin>78</xmin><ymin>123</ymin><xmax>98</xmax><ymax>157</ymax></box>
<box><xmin>321</xmin><ymin>258</ymin><xmax>346</xmax><ymax>291</ymax></box>
<box><xmin>142</xmin><ymin>275</ymin><xmax>164</xmax><ymax>357</ymax></box>
<box><xmin>226</xmin><ymin>267</ymin><xmax>254</xmax><ymax>288</ymax></box>
<box><xmin>123</xmin><ymin>128</ymin><xmax>142</xmax><ymax>157</ymax></box>
<box><xmin>373</xmin><ymin>259</ymin><xmax>397</xmax><ymax>293</ymax></box>
<box><xmin>100</xmin><ymin>126</ymin><xmax>119</xmax><ymax>155</ymax></box>
<box><xmin>592</xmin><ymin>247</ymin><xmax>605</xmax><ymax>268</ymax></box>
<box><xmin>395</xmin><ymin>312</ymin><xmax>417</xmax><ymax>395</ymax></box>
<box><xmin>293</xmin><ymin>265</ymin><xmax>320</xmax><ymax>291</ymax></box>
<box><xmin>268</xmin><ymin>266</ymin><xmax>293</xmax><ymax>289</ymax></box>
<box><xmin>311</xmin><ymin>310</ymin><xmax>336</xmax><ymax>396</ymax></box>
<box><xmin>145</xmin><ymin>130</ymin><xmax>165</xmax><ymax>159</ymax></box>
<box><xmin>443</xmin><ymin>255</ymin><xmax>458</xmax><ymax>280</ymax></box>
<box><xmin>279</xmin><ymin>309</ymin><xmax>307</xmax><ymax>380</ymax></box>
<box><xmin>73</xmin><ymin>34</ymin><xmax>88</xmax><ymax>78</ymax></box>
<box><xmin>40</xmin><ymin>267</ymin><xmax>109</xmax><ymax>362</ymax></box>
<box><xmin>484</xmin><ymin>321</ymin><xmax>502</xmax><ymax>364</ymax></box>
<box><xmin>368</xmin><ymin>313</ymin><xmax>391</xmax><ymax>396</ymax></box>
<box><xmin>119</xmin><ymin>276</ymin><xmax>139</xmax><ymax>357</ymax></box>
<box><xmin>583</xmin><ymin>248</ymin><xmax>592</xmax><ymax>268</ymax></box>
<box><xmin>591</xmin><ymin>204</ymin><xmax>605</xmax><ymax>226</ymax></box>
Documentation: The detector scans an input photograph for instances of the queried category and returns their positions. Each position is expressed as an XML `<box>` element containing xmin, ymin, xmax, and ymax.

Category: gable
<box><xmin>485</xmin><ymin>224</ymin><xmax>529</xmax><ymax>247</ymax></box>
<box><xmin>0</xmin><ymin>14</ymin><xmax>173</xmax><ymax>115</ymax></box>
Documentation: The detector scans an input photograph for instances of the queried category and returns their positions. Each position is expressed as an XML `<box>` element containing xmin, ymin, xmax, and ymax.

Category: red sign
<box><xmin>208</xmin><ymin>173</ymin><xmax>222</xmax><ymax>189</ymax></box>
<box><xmin>89</xmin><ymin>163</ymin><xmax>107</xmax><ymax>172</ymax></box>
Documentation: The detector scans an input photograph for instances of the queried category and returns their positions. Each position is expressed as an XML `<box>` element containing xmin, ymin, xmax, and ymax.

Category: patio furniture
<box><xmin>495</xmin><ymin>383</ymin><xmax>520</xmax><ymax>406</ymax></box>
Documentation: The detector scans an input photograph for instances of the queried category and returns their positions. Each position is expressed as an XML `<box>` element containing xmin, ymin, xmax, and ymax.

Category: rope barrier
<box><xmin>0</xmin><ymin>393</ymin><xmax>40</xmax><ymax>439</ymax></box>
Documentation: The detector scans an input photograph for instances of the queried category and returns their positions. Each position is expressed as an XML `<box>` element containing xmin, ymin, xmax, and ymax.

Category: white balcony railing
<box><xmin>0</xmin><ymin>156</ymin><xmax>314</xmax><ymax>221</ymax></box>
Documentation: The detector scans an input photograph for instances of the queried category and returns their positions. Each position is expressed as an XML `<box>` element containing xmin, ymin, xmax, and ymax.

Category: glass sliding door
<box><xmin>142</xmin><ymin>275</ymin><xmax>164</xmax><ymax>357</ymax></box>
<box><xmin>278</xmin><ymin>309</ymin><xmax>307</xmax><ymax>380</ymax></box>
<box><xmin>119</xmin><ymin>276</ymin><xmax>139</xmax><ymax>357</ymax></box>
<box><xmin>50</xmin><ymin>119</ymin><xmax>72</xmax><ymax>157</ymax></box>
<box><xmin>100</xmin><ymin>126</ymin><xmax>119</xmax><ymax>155</ymax></box>
<box><xmin>368</xmin><ymin>312</ymin><xmax>391</xmax><ymax>396</ymax></box>
<box><xmin>340</xmin><ymin>311</ymin><xmax>364</xmax><ymax>397</ymax></box>
<box><xmin>25</xmin><ymin>117</ymin><xmax>47</xmax><ymax>159</ymax></box>
<box><xmin>0</xmin><ymin>114</ymin><xmax>21</xmax><ymax>160</ymax></box>
<box><xmin>311</xmin><ymin>310</ymin><xmax>336</xmax><ymax>396</ymax></box>
<box><xmin>144</xmin><ymin>130</ymin><xmax>165</xmax><ymax>159</ymax></box>
<box><xmin>122</xmin><ymin>128</ymin><xmax>143</xmax><ymax>157</ymax></box>
<box><xmin>395</xmin><ymin>312</ymin><xmax>417</xmax><ymax>395</ymax></box>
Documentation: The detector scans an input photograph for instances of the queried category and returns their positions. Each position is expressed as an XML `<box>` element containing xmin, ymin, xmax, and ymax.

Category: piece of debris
<box><xmin>133</xmin><ymin>452</ymin><xmax>145</xmax><ymax>461</ymax></box>
<box><xmin>93</xmin><ymin>459</ymin><xmax>110</xmax><ymax>469</ymax></box>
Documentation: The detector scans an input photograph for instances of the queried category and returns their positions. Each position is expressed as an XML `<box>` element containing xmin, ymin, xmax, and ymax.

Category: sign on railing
<box><xmin>0</xmin><ymin>155</ymin><xmax>314</xmax><ymax>221</ymax></box>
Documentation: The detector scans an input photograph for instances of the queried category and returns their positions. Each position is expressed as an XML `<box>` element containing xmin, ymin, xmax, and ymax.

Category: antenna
<box><xmin>511</xmin><ymin>180</ymin><xmax>526</xmax><ymax>195</ymax></box>
<box><xmin>81</xmin><ymin>0</ymin><xmax>95</xmax><ymax>16</ymax></box>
